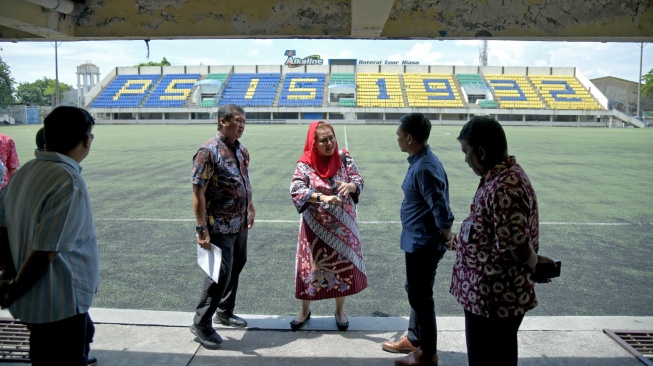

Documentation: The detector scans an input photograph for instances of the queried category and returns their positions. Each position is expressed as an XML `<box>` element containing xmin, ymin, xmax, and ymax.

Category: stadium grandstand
<box><xmin>85</xmin><ymin>62</ymin><xmax>646</xmax><ymax>128</ymax></box>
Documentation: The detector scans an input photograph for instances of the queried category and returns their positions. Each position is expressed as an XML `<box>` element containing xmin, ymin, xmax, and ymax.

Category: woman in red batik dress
<box><xmin>289</xmin><ymin>121</ymin><xmax>367</xmax><ymax>331</ymax></box>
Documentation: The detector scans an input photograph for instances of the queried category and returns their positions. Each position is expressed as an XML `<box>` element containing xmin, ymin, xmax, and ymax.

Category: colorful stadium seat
<box><xmin>485</xmin><ymin>74</ymin><xmax>545</xmax><ymax>109</ymax></box>
<box><xmin>330</xmin><ymin>73</ymin><xmax>355</xmax><ymax>86</ymax></box>
<box><xmin>356</xmin><ymin>73</ymin><xmax>404</xmax><ymax>108</ymax></box>
<box><xmin>456</xmin><ymin>74</ymin><xmax>487</xmax><ymax>87</ymax></box>
<box><xmin>530</xmin><ymin>75</ymin><xmax>602</xmax><ymax>110</ymax></box>
<box><xmin>278</xmin><ymin>73</ymin><xmax>325</xmax><ymax>107</ymax></box>
<box><xmin>219</xmin><ymin>73</ymin><xmax>281</xmax><ymax>107</ymax></box>
<box><xmin>404</xmin><ymin>73</ymin><xmax>464</xmax><ymax>108</ymax></box>
<box><xmin>90</xmin><ymin>74</ymin><xmax>161</xmax><ymax>108</ymax></box>
<box><xmin>142</xmin><ymin>73</ymin><xmax>200</xmax><ymax>108</ymax></box>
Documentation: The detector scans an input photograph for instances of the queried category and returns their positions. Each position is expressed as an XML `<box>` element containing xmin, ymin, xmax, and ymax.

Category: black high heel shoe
<box><xmin>290</xmin><ymin>311</ymin><xmax>311</xmax><ymax>331</ymax></box>
<box><xmin>335</xmin><ymin>313</ymin><xmax>349</xmax><ymax>331</ymax></box>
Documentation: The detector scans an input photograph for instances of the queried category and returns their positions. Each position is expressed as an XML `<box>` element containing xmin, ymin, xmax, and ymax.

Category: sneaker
<box><xmin>214</xmin><ymin>310</ymin><xmax>248</xmax><ymax>327</ymax></box>
<box><xmin>87</xmin><ymin>355</ymin><xmax>97</xmax><ymax>366</ymax></box>
<box><xmin>190</xmin><ymin>323</ymin><xmax>223</xmax><ymax>348</ymax></box>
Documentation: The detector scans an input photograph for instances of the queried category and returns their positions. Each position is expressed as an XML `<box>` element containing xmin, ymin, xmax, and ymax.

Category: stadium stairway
<box><xmin>398</xmin><ymin>74</ymin><xmax>410</xmax><ymax>108</ymax></box>
<box><xmin>322</xmin><ymin>75</ymin><xmax>329</xmax><ymax>107</ymax></box>
<box><xmin>528</xmin><ymin>77</ymin><xmax>549</xmax><ymax>109</ymax></box>
<box><xmin>138</xmin><ymin>77</ymin><xmax>164</xmax><ymax>108</ymax></box>
<box><xmin>451</xmin><ymin>76</ymin><xmax>468</xmax><ymax>109</ymax></box>
<box><xmin>273</xmin><ymin>74</ymin><xmax>285</xmax><ymax>107</ymax></box>
<box><xmin>613</xmin><ymin>109</ymin><xmax>646</xmax><ymax>127</ymax></box>
<box><xmin>187</xmin><ymin>74</ymin><xmax>207</xmax><ymax>108</ymax></box>
<box><xmin>481</xmin><ymin>73</ymin><xmax>499</xmax><ymax>107</ymax></box>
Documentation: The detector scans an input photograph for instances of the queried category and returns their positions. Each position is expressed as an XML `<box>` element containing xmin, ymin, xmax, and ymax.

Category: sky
<box><xmin>1</xmin><ymin>39</ymin><xmax>652</xmax><ymax>88</ymax></box>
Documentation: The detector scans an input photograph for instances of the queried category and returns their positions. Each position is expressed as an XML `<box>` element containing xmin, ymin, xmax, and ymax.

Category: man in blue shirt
<box><xmin>382</xmin><ymin>113</ymin><xmax>455</xmax><ymax>366</ymax></box>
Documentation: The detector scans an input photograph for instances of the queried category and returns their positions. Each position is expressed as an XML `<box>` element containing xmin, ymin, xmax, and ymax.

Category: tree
<box><xmin>136</xmin><ymin>57</ymin><xmax>171</xmax><ymax>67</ymax></box>
<box><xmin>15</xmin><ymin>77</ymin><xmax>73</xmax><ymax>106</ymax></box>
<box><xmin>642</xmin><ymin>68</ymin><xmax>653</xmax><ymax>99</ymax></box>
<box><xmin>0</xmin><ymin>56</ymin><xmax>15</xmax><ymax>107</ymax></box>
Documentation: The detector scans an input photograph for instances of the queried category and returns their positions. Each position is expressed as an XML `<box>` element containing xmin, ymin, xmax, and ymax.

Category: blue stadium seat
<box><xmin>218</xmin><ymin>73</ymin><xmax>281</xmax><ymax>107</ymax></box>
<box><xmin>90</xmin><ymin>74</ymin><xmax>161</xmax><ymax>108</ymax></box>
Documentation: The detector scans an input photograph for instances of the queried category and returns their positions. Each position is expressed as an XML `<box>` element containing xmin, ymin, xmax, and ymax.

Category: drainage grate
<box><xmin>604</xmin><ymin>329</ymin><xmax>653</xmax><ymax>366</ymax></box>
<box><xmin>0</xmin><ymin>318</ymin><xmax>30</xmax><ymax>363</ymax></box>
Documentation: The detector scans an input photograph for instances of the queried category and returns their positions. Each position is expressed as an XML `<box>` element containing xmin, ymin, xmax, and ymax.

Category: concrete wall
<box><xmin>379</xmin><ymin>65</ymin><xmax>404</xmax><ymax>73</ymax></box>
<box><xmin>453</xmin><ymin>66</ymin><xmax>478</xmax><ymax>74</ymax></box>
<box><xmin>405</xmin><ymin>65</ymin><xmax>430</xmax><ymax>73</ymax></box>
<box><xmin>330</xmin><ymin>65</ymin><xmax>356</xmax><ymax>73</ymax></box>
<box><xmin>306</xmin><ymin>65</ymin><xmax>330</xmax><ymax>73</ymax></box>
<box><xmin>259</xmin><ymin>65</ymin><xmax>282</xmax><ymax>73</ymax></box>
<box><xmin>552</xmin><ymin>67</ymin><xmax>576</xmax><ymax>76</ymax></box>
<box><xmin>234</xmin><ymin>65</ymin><xmax>257</xmax><ymax>73</ymax></box>
<box><xmin>503</xmin><ymin>66</ymin><xmax>528</xmax><ymax>75</ymax></box>
<box><xmin>356</xmin><ymin>65</ymin><xmax>381</xmax><ymax>73</ymax></box>
<box><xmin>118</xmin><ymin>66</ymin><xmax>139</xmax><ymax>75</ymax></box>
<box><xmin>481</xmin><ymin>66</ymin><xmax>503</xmax><ymax>74</ymax></box>
<box><xmin>139</xmin><ymin>66</ymin><xmax>162</xmax><ymax>75</ymax></box>
<box><xmin>186</xmin><ymin>65</ymin><xmax>208</xmax><ymax>74</ymax></box>
<box><xmin>161</xmin><ymin>66</ymin><xmax>185</xmax><ymax>74</ymax></box>
<box><xmin>208</xmin><ymin>66</ymin><xmax>233</xmax><ymax>74</ymax></box>
<box><xmin>527</xmin><ymin>67</ymin><xmax>552</xmax><ymax>75</ymax></box>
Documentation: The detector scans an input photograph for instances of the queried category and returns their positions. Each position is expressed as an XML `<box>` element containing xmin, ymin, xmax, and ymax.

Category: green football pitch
<box><xmin>2</xmin><ymin>123</ymin><xmax>652</xmax><ymax>317</ymax></box>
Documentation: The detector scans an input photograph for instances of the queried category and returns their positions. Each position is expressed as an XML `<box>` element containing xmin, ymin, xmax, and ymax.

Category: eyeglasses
<box><xmin>88</xmin><ymin>133</ymin><xmax>94</xmax><ymax>140</ymax></box>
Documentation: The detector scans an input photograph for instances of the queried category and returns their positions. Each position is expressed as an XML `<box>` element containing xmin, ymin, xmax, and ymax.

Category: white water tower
<box><xmin>76</xmin><ymin>62</ymin><xmax>100</xmax><ymax>107</ymax></box>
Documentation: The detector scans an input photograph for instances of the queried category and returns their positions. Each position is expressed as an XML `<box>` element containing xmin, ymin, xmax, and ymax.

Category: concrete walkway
<box><xmin>2</xmin><ymin>309</ymin><xmax>652</xmax><ymax>365</ymax></box>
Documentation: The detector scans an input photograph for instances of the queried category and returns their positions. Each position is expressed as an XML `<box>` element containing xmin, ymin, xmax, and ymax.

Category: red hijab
<box><xmin>298</xmin><ymin>121</ymin><xmax>342</xmax><ymax>179</ymax></box>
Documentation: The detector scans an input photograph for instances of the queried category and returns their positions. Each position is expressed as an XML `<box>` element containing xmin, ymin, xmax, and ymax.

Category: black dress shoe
<box><xmin>214</xmin><ymin>311</ymin><xmax>248</xmax><ymax>327</ymax></box>
<box><xmin>290</xmin><ymin>311</ymin><xmax>311</xmax><ymax>331</ymax></box>
<box><xmin>87</xmin><ymin>355</ymin><xmax>97</xmax><ymax>366</ymax></box>
<box><xmin>190</xmin><ymin>323</ymin><xmax>223</xmax><ymax>348</ymax></box>
<box><xmin>335</xmin><ymin>313</ymin><xmax>349</xmax><ymax>331</ymax></box>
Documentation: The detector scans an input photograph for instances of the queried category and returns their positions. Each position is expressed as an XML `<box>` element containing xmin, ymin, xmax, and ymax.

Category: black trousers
<box><xmin>404</xmin><ymin>246</ymin><xmax>446</xmax><ymax>357</ymax></box>
<box><xmin>26</xmin><ymin>312</ymin><xmax>94</xmax><ymax>366</ymax></box>
<box><xmin>464</xmin><ymin>309</ymin><xmax>525</xmax><ymax>366</ymax></box>
<box><xmin>193</xmin><ymin>229</ymin><xmax>248</xmax><ymax>327</ymax></box>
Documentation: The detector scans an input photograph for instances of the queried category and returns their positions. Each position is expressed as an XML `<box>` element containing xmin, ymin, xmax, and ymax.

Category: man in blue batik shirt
<box><xmin>382</xmin><ymin>113</ymin><xmax>455</xmax><ymax>366</ymax></box>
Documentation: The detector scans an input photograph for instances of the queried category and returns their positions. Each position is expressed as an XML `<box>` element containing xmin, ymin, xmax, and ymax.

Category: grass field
<box><xmin>1</xmin><ymin>123</ymin><xmax>652</xmax><ymax>317</ymax></box>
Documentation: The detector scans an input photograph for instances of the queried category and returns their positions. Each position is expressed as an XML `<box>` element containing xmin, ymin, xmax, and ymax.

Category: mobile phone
<box><xmin>536</xmin><ymin>260</ymin><xmax>561</xmax><ymax>278</ymax></box>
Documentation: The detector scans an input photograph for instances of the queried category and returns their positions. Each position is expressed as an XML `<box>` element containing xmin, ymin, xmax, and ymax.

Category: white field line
<box><xmin>342</xmin><ymin>125</ymin><xmax>349</xmax><ymax>151</ymax></box>
<box><xmin>95</xmin><ymin>218</ymin><xmax>653</xmax><ymax>226</ymax></box>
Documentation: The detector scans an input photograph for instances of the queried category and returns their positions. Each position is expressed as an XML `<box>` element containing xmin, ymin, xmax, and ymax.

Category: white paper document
<box><xmin>197</xmin><ymin>243</ymin><xmax>222</xmax><ymax>283</ymax></box>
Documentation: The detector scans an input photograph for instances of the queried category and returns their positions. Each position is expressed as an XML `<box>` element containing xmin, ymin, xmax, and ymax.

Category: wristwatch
<box><xmin>196</xmin><ymin>225</ymin><xmax>206</xmax><ymax>233</ymax></box>
<box><xmin>315</xmin><ymin>193</ymin><xmax>322</xmax><ymax>203</ymax></box>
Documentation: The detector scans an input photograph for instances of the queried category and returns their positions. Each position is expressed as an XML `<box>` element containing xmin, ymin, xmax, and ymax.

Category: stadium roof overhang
<box><xmin>0</xmin><ymin>0</ymin><xmax>652</xmax><ymax>43</ymax></box>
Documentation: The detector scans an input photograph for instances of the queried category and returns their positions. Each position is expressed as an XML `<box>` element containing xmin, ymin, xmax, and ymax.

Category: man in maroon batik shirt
<box><xmin>450</xmin><ymin>116</ymin><xmax>557</xmax><ymax>366</ymax></box>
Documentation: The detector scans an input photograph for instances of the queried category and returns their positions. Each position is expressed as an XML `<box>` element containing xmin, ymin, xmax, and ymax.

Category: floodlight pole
<box><xmin>637</xmin><ymin>42</ymin><xmax>647</xmax><ymax>118</ymax></box>
<box><xmin>53</xmin><ymin>41</ymin><xmax>62</xmax><ymax>106</ymax></box>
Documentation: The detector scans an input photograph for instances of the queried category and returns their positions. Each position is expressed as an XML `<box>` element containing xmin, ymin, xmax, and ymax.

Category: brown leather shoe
<box><xmin>381</xmin><ymin>336</ymin><xmax>417</xmax><ymax>354</ymax></box>
<box><xmin>394</xmin><ymin>348</ymin><xmax>438</xmax><ymax>366</ymax></box>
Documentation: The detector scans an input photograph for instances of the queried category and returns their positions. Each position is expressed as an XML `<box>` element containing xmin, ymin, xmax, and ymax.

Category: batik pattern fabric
<box><xmin>290</xmin><ymin>150</ymin><xmax>367</xmax><ymax>300</ymax></box>
<box><xmin>191</xmin><ymin>133</ymin><xmax>251</xmax><ymax>234</ymax></box>
<box><xmin>450</xmin><ymin>157</ymin><xmax>540</xmax><ymax>318</ymax></box>
<box><xmin>0</xmin><ymin>134</ymin><xmax>19</xmax><ymax>188</ymax></box>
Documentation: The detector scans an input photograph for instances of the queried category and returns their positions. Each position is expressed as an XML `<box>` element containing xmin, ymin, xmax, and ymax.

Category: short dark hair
<box><xmin>35</xmin><ymin>127</ymin><xmax>46</xmax><ymax>150</ymax></box>
<box><xmin>457</xmin><ymin>116</ymin><xmax>508</xmax><ymax>158</ymax></box>
<box><xmin>217</xmin><ymin>104</ymin><xmax>245</xmax><ymax>130</ymax></box>
<box><xmin>398</xmin><ymin>113</ymin><xmax>431</xmax><ymax>144</ymax></box>
<box><xmin>44</xmin><ymin>106</ymin><xmax>95</xmax><ymax>154</ymax></box>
